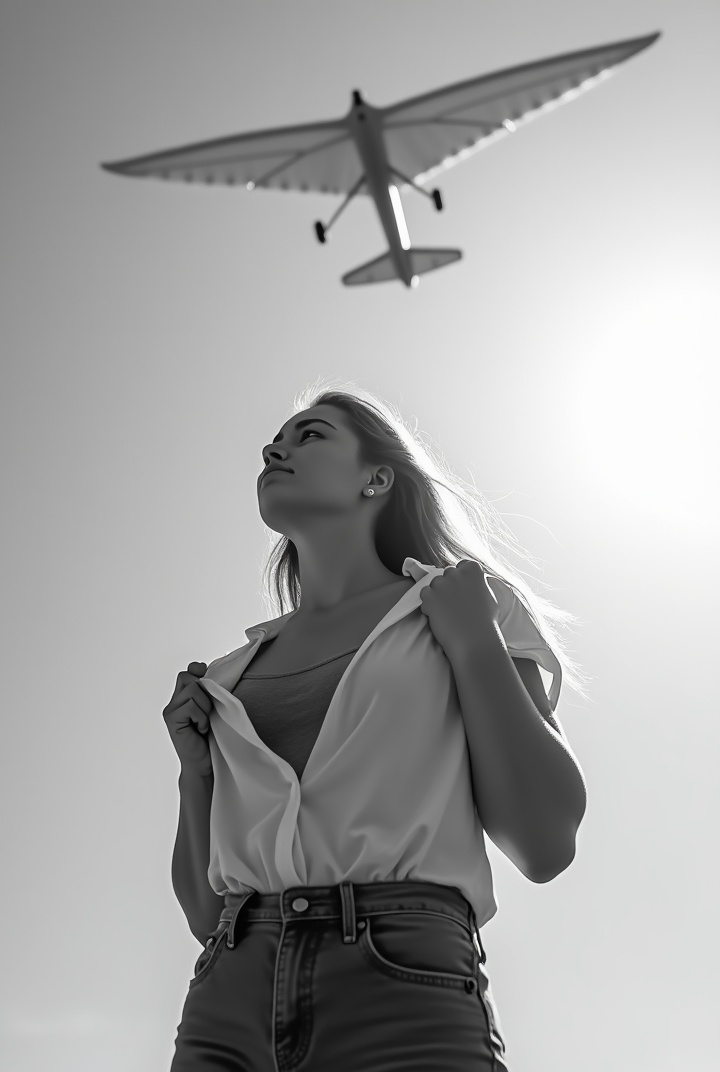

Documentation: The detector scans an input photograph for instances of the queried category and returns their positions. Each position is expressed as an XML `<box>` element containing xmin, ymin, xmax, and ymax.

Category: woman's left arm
<box><xmin>419</xmin><ymin>560</ymin><xmax>587</xmax><ymax>884</ymax></box>
<box><xmin>448</xmin><ymin>635</ymin><xmax>588</xmax><ymax>884</ymax></box>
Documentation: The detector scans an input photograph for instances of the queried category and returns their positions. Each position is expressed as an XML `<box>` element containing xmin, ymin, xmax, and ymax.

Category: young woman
<box><xmin>164</xmin><ymin>381</ymin><xmax>590</xmax><ymax>1071</ymax></box>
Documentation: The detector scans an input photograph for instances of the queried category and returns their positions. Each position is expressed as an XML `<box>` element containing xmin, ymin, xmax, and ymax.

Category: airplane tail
<box><xmin>341</xmin><ymin>247</ymin><xmax>462</xmax><ymax>287</ymax></box>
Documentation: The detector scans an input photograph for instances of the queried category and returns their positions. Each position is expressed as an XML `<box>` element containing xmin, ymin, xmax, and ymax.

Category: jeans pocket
<box><xmin>474</xmin><ymin>960</ymin><xmax>509</xmax><ymax>1068</ymax></box>
<box><xmin>188</xmin><ymin>919</ymin><xmax>229</xmax><ymax>989</ymax></box>
<box><xmin>358</xmin><ymin>910</ymin><xmax>476</xmax><ymax>988</ymax></box>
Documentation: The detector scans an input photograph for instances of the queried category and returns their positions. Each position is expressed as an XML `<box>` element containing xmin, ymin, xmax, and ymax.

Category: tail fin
<box><xmin>407</xmin><ymin>248</ymin><xmax>462</xmax><ymax>280</ymax></box>
<box><xmin>341</xmin><ymin>247</ymin><xmax>462</xmax><ymax>287</ymax></box>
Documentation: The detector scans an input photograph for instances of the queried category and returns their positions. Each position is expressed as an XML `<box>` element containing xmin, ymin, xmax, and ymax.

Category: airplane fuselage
<box><xmin>346</xmin><ymin>95</ymin><xmax>413</xmax><ymax>287</ymax></box>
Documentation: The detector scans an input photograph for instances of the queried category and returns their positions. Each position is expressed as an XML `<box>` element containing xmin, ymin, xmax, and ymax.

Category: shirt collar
<box><xmin>204</xmin><ymin>557</ymin><xmax>438</xmax><ymax>692</ymax></box>
<box><xmin>243</xmin><ymin>556</ymin><xmax>436</xmax><ymax>642</ymax></box>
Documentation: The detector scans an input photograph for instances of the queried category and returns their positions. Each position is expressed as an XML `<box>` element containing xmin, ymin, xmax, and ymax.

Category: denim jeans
<box><xmin>169</xmin><ymin>879</ymin><xmax>509</xmax><ymax>1072</ymax></box>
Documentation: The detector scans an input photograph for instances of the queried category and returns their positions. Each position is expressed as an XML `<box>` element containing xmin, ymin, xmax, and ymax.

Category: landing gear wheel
<box><xmin>314</xmin><ymin>221</ymin><xmax>327</xmax><ymax>244</ymax></box>
<box><xmin>432</xmin><ymin>189</ymin><xmax>443</xmax><ymax>211</ymax></box>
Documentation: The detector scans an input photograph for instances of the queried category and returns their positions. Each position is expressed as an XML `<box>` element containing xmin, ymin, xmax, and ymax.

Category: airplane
<box><xmin>101</xmin><ymin>30</ymin><xmax>660</xmax><ymax>289</ymax></box>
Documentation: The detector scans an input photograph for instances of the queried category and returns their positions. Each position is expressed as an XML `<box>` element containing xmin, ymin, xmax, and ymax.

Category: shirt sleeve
<box><xmin>487</xmin><ymin>575</ymin><xmax>563</xmax><ymax>713</ymax></box>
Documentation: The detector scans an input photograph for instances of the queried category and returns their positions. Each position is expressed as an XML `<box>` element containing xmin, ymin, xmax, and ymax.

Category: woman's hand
<box><xmin>162</xmin><ymin>662</ymin><xmax>213</xmax><ymax>777</ymax></box>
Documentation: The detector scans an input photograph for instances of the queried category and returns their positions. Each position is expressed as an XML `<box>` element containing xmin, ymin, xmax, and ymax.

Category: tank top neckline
<box><xmin>241</xmin><ymin>643</ymin><xmax>361</xmax><ymax>678</ymax></box>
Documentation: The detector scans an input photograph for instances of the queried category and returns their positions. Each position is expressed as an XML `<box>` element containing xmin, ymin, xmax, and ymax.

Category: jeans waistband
<box><xmin>217</xmin><ymin>880</ymin><xmax>484</xmax><ymax>961</ymax></box>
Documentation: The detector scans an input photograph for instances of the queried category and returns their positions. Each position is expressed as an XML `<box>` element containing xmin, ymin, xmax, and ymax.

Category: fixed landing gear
<box><xmin>315</xmin><ymin>177</ymin><xmax>442</xmax><ymax>245</ymax></box>
<box><xmin>389</xmin><ymin>165</ymin><xmax>444</xmax><ymax>212</ymax></box>
<box><xmin>313</xmin><ymin>173</ymin><xmax>367</xmax><ymax>246</ymax></box>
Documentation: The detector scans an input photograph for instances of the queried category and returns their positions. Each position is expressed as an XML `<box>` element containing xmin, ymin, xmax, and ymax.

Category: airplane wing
<box><xmin>101</xmin><ymin>115</ymin><xmax>364</xmax><ymax>196</ymax></box>
<box><xmin>381</xmin><ymin>31</ymin><xmax>661</xmax><ymax>186</ymax></box>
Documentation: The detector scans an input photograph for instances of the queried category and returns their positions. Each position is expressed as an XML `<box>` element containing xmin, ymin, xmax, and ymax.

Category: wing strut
<box><xmin>390</xmin><ymin>166</ymin><xmax>434</xmax><ymax>201</ymax></box>
<box><xmin>315</xmin><ymin>173</ymin><xmax>366</xmax><ymax>243</ymax></box>
<box><xmin>389</xmin><ymin>166</ymin><xmax>443</xmax><ymax>212</ymax></box>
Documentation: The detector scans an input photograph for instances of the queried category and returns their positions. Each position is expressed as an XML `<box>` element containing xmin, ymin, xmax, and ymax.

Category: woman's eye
<box><xmin>301</xmin><ymin>430</ymin><xmax>322</xmax><ymax>440</ymax></box>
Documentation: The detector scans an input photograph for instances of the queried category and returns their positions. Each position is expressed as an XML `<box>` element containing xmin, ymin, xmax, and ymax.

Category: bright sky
<box><xmin>2</xmin><ymin>2</ymin><xmax>718</xmax><ymax>1070</ymax></box>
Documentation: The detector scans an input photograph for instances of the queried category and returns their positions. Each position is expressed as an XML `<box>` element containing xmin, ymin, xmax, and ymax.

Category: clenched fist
<box><xmin>163</xmin><ymin>662</ymin><xmax>213</xmax><ymax>777</ymax></box>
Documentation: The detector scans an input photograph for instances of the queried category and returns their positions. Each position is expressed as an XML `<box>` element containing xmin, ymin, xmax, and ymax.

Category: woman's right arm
<box><xmin>172</xmin><ymin>769</ymin><xmax>226</xmax><ymax>944</ymax></box>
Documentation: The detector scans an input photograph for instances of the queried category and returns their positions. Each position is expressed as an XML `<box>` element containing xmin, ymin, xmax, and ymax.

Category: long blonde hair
<box><xmin>259</xmin><ymin>376</ymin><xmax>593</xmax><ymax>707</ymax></box>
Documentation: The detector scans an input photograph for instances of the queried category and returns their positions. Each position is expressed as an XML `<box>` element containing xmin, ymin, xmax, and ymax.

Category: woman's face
<box><xmin>257</xmin><ymin>404</ymin><xmax>393</xmax><ymax>537</ymax></box>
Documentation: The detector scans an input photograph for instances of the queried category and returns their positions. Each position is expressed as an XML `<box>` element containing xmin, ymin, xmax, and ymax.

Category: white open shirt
<box><xmin>199</xmin><ymin>557</ymin><xmax>562</xmax><ymax>929</ymax></box>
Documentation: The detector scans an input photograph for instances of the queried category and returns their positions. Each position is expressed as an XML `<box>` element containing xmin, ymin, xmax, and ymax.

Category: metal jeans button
<box><xmin>292</xmin><ymin>897</ymin><xmax>309</xmax><ymax>912</ymax></box>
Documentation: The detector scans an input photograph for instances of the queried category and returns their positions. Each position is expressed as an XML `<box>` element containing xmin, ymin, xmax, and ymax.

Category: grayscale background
<box><xmin>1</xmin><ymin>2</ymin><xmax>718</xmax><ymax>1070</ymax></box>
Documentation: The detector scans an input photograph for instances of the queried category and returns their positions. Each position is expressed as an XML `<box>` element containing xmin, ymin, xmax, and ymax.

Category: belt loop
<box><xmin>339</xmin><ymin>882</ymin><xmax>357</xmax><ymax>944</ymax></box>
<box><xmin>470</xmin><ymin>907</ymin><xmax>486</xmax><ymax>964</ymax></box>
<box><xmin>225</xmin><ymin>890</ymin><xmax>255</xmax><ymax>949</ymax></box>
